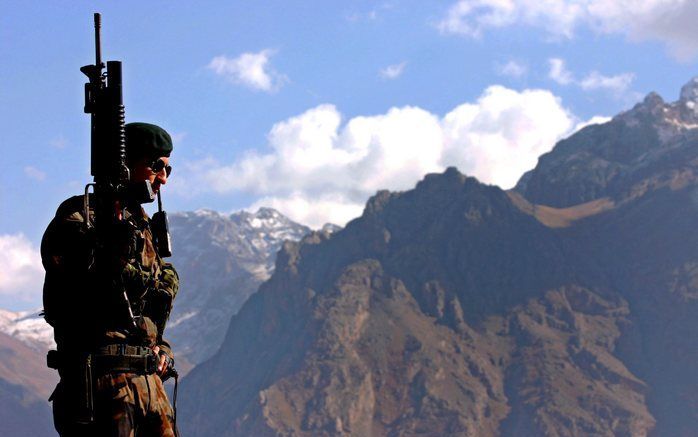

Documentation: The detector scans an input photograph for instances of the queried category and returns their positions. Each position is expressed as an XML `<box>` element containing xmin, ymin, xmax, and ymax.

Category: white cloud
<box><xmin>440</xmin><ymin>86</ymin><xmax>575</xmax><ymax>188</ymax></box>
<box><xmin>548</xmin><ymin>58</ymin><xmax>574</xmax><ymax>85</ymax></box>
<box><xmin>579</xmin><ymin>71</ymin><xmax>635</xmax><ymax>93</ymax></box>
<box><xmin>574</xmin><ymin>115</ymin><xmax>612</xmax><ymax>132</ymax></box>
<box><xmin>346</xmin><ymin>3</ymin><xmax>396</xmax><ymax>22</ymax></box>
<box><xmin>50</xmin><ymin>135</ymin><xmax>68</xmax><ymax>149</ymax></box>
<box><xmin>170</xmin><ymin>132</ymin><xmax>187</xmax><ymax>144</ymax></box>
<box><xmin>207</xmin><ymin>50</ymin><xmax>288</xmax><ymax>92</ymax></box>
<box><xmin>548</xmin><ymin>58</ymin><xmax>635</xmax><ymax>95</ymax></box>
<box><xmin>0</xmin><ymin>234</ymin><xmax>43</xmax><ymax>302</ymax></box>
<box><xmin>437</xmin><ymin>0</ymin><xmax>698</xmax><ymax>59</ymax></box>
<box><xmin>177</xmin><ymin>86</ymin><xmax>579</xmax><ymax>227</ymax></box>
<box><xmin>497</xmin><ymin>60</ymin><xmax>528</xmax><ymax>78</ymax></box>
<box><xmin>587</xmin><ymin>0</ymin><xmax>698</xmax><ymax>60</ymax></box>
<box><xmin>379</xmin><ymin>62</ymin><xmax>407</xmax><ymax>80</ymax></box>
<box><xmin>24</xmin><ymin>166</ymin><xmax>46</xmax><ymax>182</ymax></box>
<box><xmin>436</xmin><ymin>0</ymin><xmax>578</xmax><ymax>38</ymax></box>
<box><xmin>248</xmin><ymin>193</ymin><xmax>365</xmax><ymax>230</ymax></box>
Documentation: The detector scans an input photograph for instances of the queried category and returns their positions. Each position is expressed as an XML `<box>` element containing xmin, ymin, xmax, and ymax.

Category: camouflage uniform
<box><xmin>42</xmin><ymin>195</ymin><xmax>179</xmax><ymax>437</ymax></box>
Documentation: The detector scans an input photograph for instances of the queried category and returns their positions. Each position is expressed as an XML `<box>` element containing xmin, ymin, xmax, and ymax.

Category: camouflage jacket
<box><xmin>41</xmin><ymin>195</ymin><xmax>178</xmax><ymax>361</ymax></box>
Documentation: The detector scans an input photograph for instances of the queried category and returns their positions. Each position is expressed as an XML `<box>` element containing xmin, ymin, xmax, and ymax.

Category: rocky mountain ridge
<box><xmin>166</xmin><ymin>207</ymin><xmax>314</xmax><ymax>366</ymax></box>
<box><xmin>516</xmin><ymin>78</ymin><xmax>698</xmax><ymax>208</ymax></box>
<box><xmin>180</xmin><ymin>79</ymin><xmax>698</xmax><ymax>436</ymax></box>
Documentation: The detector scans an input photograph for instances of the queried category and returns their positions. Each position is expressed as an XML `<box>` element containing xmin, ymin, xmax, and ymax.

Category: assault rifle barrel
<box><xmin>94</xmin><ymin>13</ymin><xmax>102</xmax><ymax>68</ymax></box>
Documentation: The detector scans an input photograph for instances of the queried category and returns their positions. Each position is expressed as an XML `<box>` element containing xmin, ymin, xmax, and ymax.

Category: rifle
<box><xmin>81</xmin><ymin>12</ymin><xmax>151</xmax><ymax>333</ymax></box>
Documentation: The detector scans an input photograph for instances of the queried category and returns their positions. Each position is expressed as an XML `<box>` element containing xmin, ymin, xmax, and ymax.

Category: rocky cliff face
<box><xmin>180</xmin><ymin>80</ymin><xmax>698</xmax><ymax>436</ymax></box>
<box><xmin>164</xmin><ymin>207</ymin><xmax>311</xmax><ymax>366</ymax></box>
<box><xmin>516</xmin><ymin>80</ymin><xmax>698</xmax><ymax>208</ymax></box>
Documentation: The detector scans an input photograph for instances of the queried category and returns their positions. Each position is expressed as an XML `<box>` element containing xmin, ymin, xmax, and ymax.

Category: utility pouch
<box><xmin>151</xmin><ymin>192</ymin><xmax>172</xmax><ymax>257</ymax></box>
<box><xmin>151</xmin><ymin>210</ymin><xmax>172</xmax><ymax>257</ymax></box>
<box><xmin>47</xmin><ymin>349</ymin><xmax>61</xmax><ymax>370</ymax></box>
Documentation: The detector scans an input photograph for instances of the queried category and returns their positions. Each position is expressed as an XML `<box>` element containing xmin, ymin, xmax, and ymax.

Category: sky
<box><xmin>3</xmin><ymin>0</ymin><xmax>698</xmax><ymax>310</ymax></box>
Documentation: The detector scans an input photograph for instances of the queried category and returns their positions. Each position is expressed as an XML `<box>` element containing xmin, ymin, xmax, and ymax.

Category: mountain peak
<box><xmin>0</xmin><ymin>309</ymin><xmax>54</xmax><ymax>352</ymax></box>
<box><xmin>416</xmin><ymin>166</ymin><xmax>471</xmax><ymax>188</ymax></box>
<box><xmin>679</xmin><ymin>76</ymin><xmax>698</xmax><ymax>105</ymax></box>
<box><xmin>166</xmin><ymin>207</ymin><xmax>311</xmax><ymax>364</ymax></box>
<box><xmin>254</xmin><ymin>207</ymin><xmax>282</xmax><ymax>218</ymax></box>
<box><xmin>515</xmin><ymin>77</ymin><xmax>698</xmax><ymax>207</ymax></box>
<box><xmin>361</xmin><ymin>168</ymin><xmax>497</xmax><ymax>223</ymax></box>
<box><xmin>192</xmin><ymin>208</ymin><xmax>223</xmax><ymax>218</ymax></box>
<box><xmin>641</xmin><ymin>91</ymin><xmax>665</xmax><ymax>109</ymax></box>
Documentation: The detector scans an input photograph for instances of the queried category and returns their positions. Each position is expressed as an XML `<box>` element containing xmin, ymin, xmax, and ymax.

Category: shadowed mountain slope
<box><xmin>0</xmin><ymin>332</ymin><xmax>56</xmax><ymax>436</ymax></box>
<box><xmin>166</xmin><ymin>207</ymin><xmax>311</xmax><ymax>366</ymax></box>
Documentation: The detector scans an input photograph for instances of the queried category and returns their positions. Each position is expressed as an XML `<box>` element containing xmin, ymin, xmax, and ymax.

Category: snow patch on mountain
<box><xmin>0</xmin><ymin>309</ymin><xmax>54</xmax><ymax>352</ymax></box>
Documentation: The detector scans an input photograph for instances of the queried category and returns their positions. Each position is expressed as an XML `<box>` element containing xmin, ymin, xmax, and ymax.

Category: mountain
<box><xmin>165</xmin><ymin>207</ymin><xmax>312</xmax><ymax>367</ymax></box>
<box><xmin>179</xmin><ymin>80</ymin><xmax>698</xmax><ymax>436</ymax></box>
<box><xmin>0</xmin><ymin>309</ymin><xmax>58</xmax><ymax>437</ymax></box>
<box><xmin>0</xmin><ymin>309</ymin><xmax>55</xmax><ymax>353</ymax></box>
<box><xmin>0</xmin><ymin>332</ymin><xmax>56</xmax><ymax>436</ymax></box>
<box><xmin>513</xmin><ymin>79</ymin><xmax>698</xmax><ymax>437</ymax></box>
<box><xmin>515</xmin><ymin>78</ymin><xmax>698</xmax><ymax>208</ymax></box>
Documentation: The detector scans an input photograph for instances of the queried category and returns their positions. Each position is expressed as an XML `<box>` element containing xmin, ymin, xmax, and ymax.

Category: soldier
<box><xmin>42</xmin><ymin>122</ymin><xmax>179</xmax><ymax>436</ymax></box>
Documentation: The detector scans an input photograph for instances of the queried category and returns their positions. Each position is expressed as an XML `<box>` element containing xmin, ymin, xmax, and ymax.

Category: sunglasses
<box><xmin>149</xmin><ymin>158</ymin><xmax>172</xmax><ymax>177</ymax></box>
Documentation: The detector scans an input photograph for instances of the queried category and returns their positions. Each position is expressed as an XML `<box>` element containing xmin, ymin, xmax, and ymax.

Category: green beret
<box><xmin>125</xmin><ymin>122</ymin><xmax>173</xmax><ymax>162</ymax></box>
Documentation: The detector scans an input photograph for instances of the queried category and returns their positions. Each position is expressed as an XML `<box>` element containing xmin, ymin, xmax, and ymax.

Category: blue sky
<box><xmin>2</xmin><ymin>0</ymin><xmax>698</xmax><ymax>310</ymax></box>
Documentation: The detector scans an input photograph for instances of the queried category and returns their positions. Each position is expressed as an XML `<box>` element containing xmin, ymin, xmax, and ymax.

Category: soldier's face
<box><xmin>131</xmin><ymin>156</ymin><xmax>171</xmax><ymax>194</ymax></box>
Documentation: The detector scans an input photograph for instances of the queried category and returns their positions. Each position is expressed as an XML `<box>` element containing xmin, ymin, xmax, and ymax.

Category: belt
<box><xmin>93</xmin><ymin>344</ymin><xmax>158</xmax><ymax>375</ymax></box>
<box><xmin>95</xmin><ymin>344</ymin><xmax>152</xmax><ymax>356</ymax></box>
